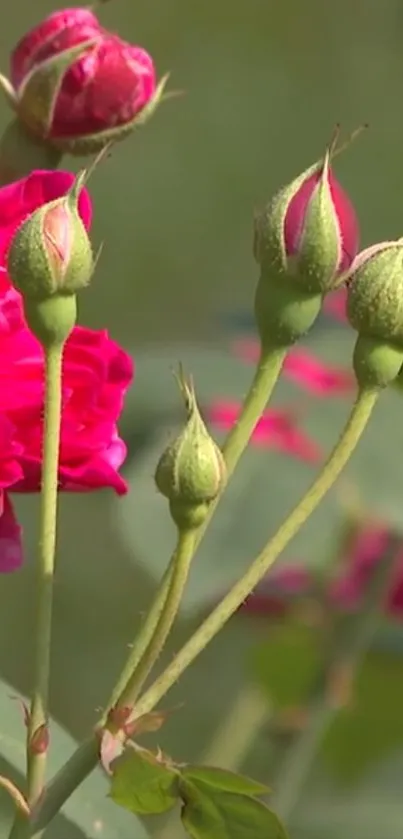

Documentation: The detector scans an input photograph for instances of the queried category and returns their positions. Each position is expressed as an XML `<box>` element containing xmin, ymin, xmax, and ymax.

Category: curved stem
<box><xmin>27</xmin><ymin>345</ymin><xmax>64</xmax><ymax>805</ymax></box>
<box><xmin>112</xmin><ymin>528</ymin><xmax>196</xmax><ymax>712</ymax></box>
<box><xmin>134</xmin><ymin>387</ymin><xmax>378</xmax><ymax>718</ymax></box>
<box><xmin>221</xmin><ymin>346</ymin><xmax>286</xmax><ymax>473</ymax></box>
<box><xmin>105</xmin><ymin>345</ymin><xmax>285</xmax><ymax>714</ymax></box>
<box><xmin>104</xmin><ymin>561</ymin><xmax>174</xmax><ymax>713</ymax></box>
<box><xmin>30</xmin><ymin>345</ymin><xmax>286</xmax><ymax>832</ymax></box>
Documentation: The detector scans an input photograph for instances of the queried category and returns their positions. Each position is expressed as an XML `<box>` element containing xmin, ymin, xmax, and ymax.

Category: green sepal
<box><xmin>16</xmin><ymin>39</ymin><xmax>99</xmax><ymax>138</ymax></box>
<box><xmin>254</xmin><ymin>160</ymin><xmax>320</xmax><ymax>275</ymax></box>
<box><xmin>7</xmin><ymin>171</ymin><xmax>93</xmax><ymax>301</ymax></box>
<box><xmin>295</xmin><ymin>153</ymin><xmax>341</xmax><ymax>292</ymax></box>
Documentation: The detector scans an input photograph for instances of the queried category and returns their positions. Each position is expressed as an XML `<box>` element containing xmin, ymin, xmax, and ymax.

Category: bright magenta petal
<box><xmin>0</xmin><ymin>494</ymin><xmax>23</xmax><ymax>572</ymax></box>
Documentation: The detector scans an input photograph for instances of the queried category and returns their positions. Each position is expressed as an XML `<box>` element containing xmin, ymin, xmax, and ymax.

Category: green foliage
<box><xmin>109</xmin><ymin>746</ymin><xmax>283</xmax><ymax>838</ymax></box>
<box><xmin>110</xmin><ymin>747</ymin><xmax>179</xmax><ymax>815</ymax></box>
<box><xmin>180</xmin><ymin>777</ymin><xmax>287</xmax><ymax>839</ymax></box>
<box><xmin>323</xmin><ymin>648</ymin><xmax>403</xmax><ymax>782</ymax></box>
<box><xmin>251</xmin><ymin>622</ymin><xmax>321</xmax><ymax>708</ymax></box>
<box><xmin>181</xmin><ymin>765</ymin><xmax>270</xmax><ymax>796</ymax></box>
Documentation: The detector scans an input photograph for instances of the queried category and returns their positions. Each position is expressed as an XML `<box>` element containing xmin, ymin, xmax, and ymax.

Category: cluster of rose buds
<box><xmin>254</xmin><ymin>134</ymin><xmax>403</xmax><ymax>389</ymax></box>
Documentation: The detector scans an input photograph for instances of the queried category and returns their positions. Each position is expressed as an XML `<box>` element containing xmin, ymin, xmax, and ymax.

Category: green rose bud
<box><xmin>155</xmin><ymin>370</ymin><xmax>226</xmax><ymax>530</ymax></box>
<box><xmin>347</xmin><ymin>240</ymin><xmax>403</xmax><ymax>388</ymax></box>
<box><xmin>8</xmin><ymin>172</ymin><xmax>93</xmax><ymax>302</ymax></box>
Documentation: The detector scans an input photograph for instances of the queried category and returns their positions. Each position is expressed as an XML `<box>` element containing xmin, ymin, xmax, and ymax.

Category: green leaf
<box><xmin>180</xmin><ymin>779</ymin><xmax>287</xmax><ymax>839</ymax></box>
<box><xmin>110</xmin><ymin>747</ymin><xmax>180</xmax><ymax>815</ymax></box>
<box><xmin>182</xmin><ymin>765</ymin><xmax>269</xmax><ymax>796</ymax></box>
<box><xmin>323</xmin><ymin>648</ymin><xmax>403</xmax><ymax>782</ymax></box>
<box><xmin>250</xmin><ymin>622</ymin><xmax>321</xmax><ymax>707</ymax></box>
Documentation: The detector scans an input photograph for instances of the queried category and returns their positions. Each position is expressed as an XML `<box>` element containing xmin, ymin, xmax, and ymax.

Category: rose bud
<box><xmin>7</xmin><ymin>172</ymin><xmax>93</xmax><ymax>346</ymax></box>
<box><xmin>155</xmin><ymin>370</ymin><xmax>226</xmax><ymax>531</ymax></box>
<box><xmin>347</xmin><ymin>240</ymin><xmax>403</xmax><ymax>388</ymax></box>
<box><xmin>7</xmin><ymin>7</ymin><xmax>164</xmax><ymax>155</ymax></box>
<box><xmin>254</xmin><ymin>147</ymin><xmax>359</xmax><ymax>295</ymax></box>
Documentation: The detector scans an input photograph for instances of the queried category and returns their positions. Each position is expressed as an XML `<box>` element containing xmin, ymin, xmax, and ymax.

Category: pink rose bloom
<box><xmin>0</xmin><ymin>170</ymin><xmax>133</xmax><ymax>571</ymax></box>
<box><xmin>10</xmin><ymin>8</ymin><xmax>156</xmax><ymax>146</ymax></box>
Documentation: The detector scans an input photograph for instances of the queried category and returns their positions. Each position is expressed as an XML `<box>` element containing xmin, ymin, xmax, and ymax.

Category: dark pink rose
<box><xmin>0</xmin><ymin>170</ymin><xmax>133</xmax><ymax>571</ymax></box>
<box><xmin>11</xmin><ymin>7</ymin><xmax>156</xmax><ymax>144</ymax></box>
<box><xmin>284</xmin><ymin>166</ymin><xmax>359</xmax><ymax>274</ymax></box>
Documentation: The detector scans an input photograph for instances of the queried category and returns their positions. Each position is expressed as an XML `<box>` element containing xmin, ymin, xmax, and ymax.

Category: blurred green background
<box><xmin>1</xmin><ymin>0</ymin><xmax>403</xmax><ymax>837</ymax></box>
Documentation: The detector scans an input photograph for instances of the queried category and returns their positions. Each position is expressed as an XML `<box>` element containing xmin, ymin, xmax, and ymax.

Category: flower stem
<box><xmin>105</xmin><ymin>345</ymin><xmax>286</xmax><ymax>715</ymax></box>
<box><xmin>110</xmin><ymin>528</ymin><xmax>196</xmax><ymax>713</ymax></box>
<box><xmin>0</xmin><ymin>120</ymin><xmax>62</xmax><ymax>186</ymax></box>
<box><xmin>104</xmin><ymin>562</ymin><xmax>174</xmax><ymax>713</ymax></box>
<box><xmin>134</xmin><ymin>387</ymin><xmax>378</xmax><ymax>718</ymax></box>
<box><xmin>27</xmin><ymin>344</ymin><xmax>63</xmax><ymax>805</ymax></box>
<box><xmin>29</xmin><ymin>344</ymin><xmax>286</xmax><ymax>831</ymax></box>
<box><xmin>271</xmin><ymin>531</ymin><xmax>400</xmax><ymax>822</ymax></box>
<box><xmin>8</xmin><ymin>345</ymin><xmax>64</xmax><ymax>839</ymax></box>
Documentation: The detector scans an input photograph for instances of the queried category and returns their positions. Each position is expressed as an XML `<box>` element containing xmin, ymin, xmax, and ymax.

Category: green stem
<box><xmin>29</xmin><ymin>380</ymin><xmax>375</xmax><ymax>835</ymax></box>
<box><xmin>134</xmin><ymin>387</ymin><xmax>378</xmax><ymax>718</ymax></box>
<box><xmin>221</xmin><ymin>346</ymin><xmax>286</xmax><ymax>473</ymax></box>
<box><xmin>271</xmin><ymin>531</ymin><xmax>400</xmax><ymax>822</ymax></box>
<box><xmin>105</xmin><ymin>345</ymin><xmax>286</xmax><ymax>715</ymax></box>
<box><xmin>29</xmin><ymin>344</ymin><xmax>286</xmax><ymax>832</ymax></box>
<box><xmin>104</xmin><ymin>561</ymin><xmax>174</xmax><ymax>713</ymax></box>
<box><xmin>0</xmin><ymin>120</ymin><xmax>62</xmax><ymax>186</ymax></box>
<box><xmin>112</xmin><ymin>528</ymin><xmax>196</xmax><ymax>711</ymax></box>
<box><xmin>28</xmin><ymin>345</ymin><xmax>64</xmax><ymax>804</ymax></box>
<box><xmin>8</xmin><ymin>346</ymin><xmax>64</xmax><ymax>839</ymax></box>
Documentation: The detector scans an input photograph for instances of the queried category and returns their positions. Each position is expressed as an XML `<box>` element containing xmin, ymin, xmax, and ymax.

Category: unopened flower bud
<box><xmin>347</xmin><ymin>241</ymin><xmax>403</xmax><ymax>388</ymax></box>
<box><xmin>155</xmin><ymin>370</ymin><xmax>226</xmax><ymax>530</ymax></box>
<box><xmin>6</xmin><ymin>7</ymin><xmax>166</xmax><ymax>156</ymax></box>
<box><xmin>8</xmin><ymin>172</ymin><xmax>93</xmax><ymax>301</ymax></box>
<box><xmin>254</xmin><ymin>147</ymin><xmax>358</xmax><ymax>295</ymax></box>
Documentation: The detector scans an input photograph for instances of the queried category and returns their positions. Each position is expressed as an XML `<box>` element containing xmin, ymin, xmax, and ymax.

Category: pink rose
<box><xmin>0</xmin><ymin>170</ymin><xmax>133</xmax><ymax>571</ymax></box>
<box><xmin>10</xmin><ymin>7</ymin><xmax>156</xmax><ymax>147</ymax></box>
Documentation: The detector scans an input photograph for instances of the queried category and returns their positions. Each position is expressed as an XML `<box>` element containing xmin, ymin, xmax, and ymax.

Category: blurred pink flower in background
<box><xmin>242</xmin><ymin>523</ymin><xmax>403</xmax><ymax>619</ymax></box>
<box><xmin>232</xmin><ymin>342</ymin><xmax>354</xmax><ymax>396</ymax></box>
<box><xmin>11</xmin><ymin>7</ymin><xmax>156</xmax><ymax>144</ymax></box>
<box><xmin>208</xmin><ymin>401</ymin><xmax>322</xmax><ymax>462</ymax></box>
<box><xmin>323</xmin><ymin>286</ymin><xmax>349</xmax><ymax>323</ymax></box>
<box><xmin>0</xmin><ymin>169</ymin><xmax>133</xmax><ymax>571</ymax></box>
